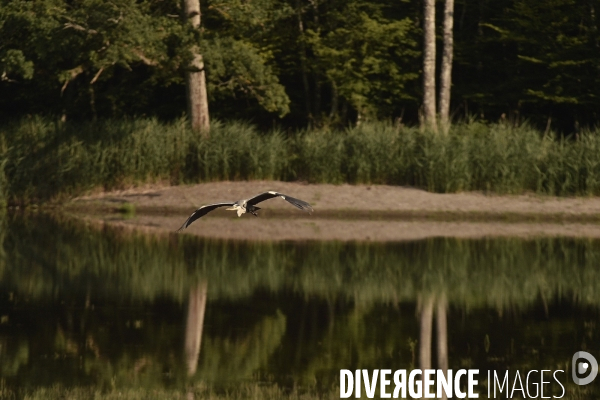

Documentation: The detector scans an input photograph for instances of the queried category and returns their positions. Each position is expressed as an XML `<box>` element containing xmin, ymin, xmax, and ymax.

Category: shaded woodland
<box><xmin>2</xmin><ymin>0</ymin><xmax>600</xmax><ymax>132</ymax></box>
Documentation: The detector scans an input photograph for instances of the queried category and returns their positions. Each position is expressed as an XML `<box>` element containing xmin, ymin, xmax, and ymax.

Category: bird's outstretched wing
<box><xmin>247</xmin><ymin>191</ymin><xmax>314</xmax><ymax>213</ymax></box>
<box><xmin>177</xmin><ymin>202</ymin><xmax>235</xmax><ymax>232</ymax></box>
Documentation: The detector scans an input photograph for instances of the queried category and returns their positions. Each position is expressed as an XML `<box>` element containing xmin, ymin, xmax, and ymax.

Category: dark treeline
<box><xmin>2</xmin><ymin>0</ymin><xmax>599</xmax><ymax>132</ymax></box>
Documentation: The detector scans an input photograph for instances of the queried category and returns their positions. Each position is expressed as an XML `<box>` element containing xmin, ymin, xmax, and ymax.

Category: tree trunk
<box><xmin>184</xmin><ymin>281</ymin><xmax>208</xmax><ymax>376</ymax></box>
<box><xmin>439</xmin><ymin>0</ymin><xmax>455</xmax><ymax>132</ymax></box>
<box><xmin>183</xmin><ymin>0</ymin><xmax>210</xmax><ymax>135</ymax></box>
<box><xmin>423</xmin><ymin>0</ymin><xmax>437</xmax><ymax>131</ymax></box>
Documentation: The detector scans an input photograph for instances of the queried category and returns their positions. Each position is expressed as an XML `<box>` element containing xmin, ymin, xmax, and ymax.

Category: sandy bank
<box><xmin>67</xmin><ymin>181</ymin><xmax>600</xmax><ymax>241</ymax></box>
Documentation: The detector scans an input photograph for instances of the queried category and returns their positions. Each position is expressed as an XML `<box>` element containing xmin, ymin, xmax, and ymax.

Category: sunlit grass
<box><xmin>2</xmin><ymin>117</ymin><xmax>600</xmax><ymax>205</ymax></box>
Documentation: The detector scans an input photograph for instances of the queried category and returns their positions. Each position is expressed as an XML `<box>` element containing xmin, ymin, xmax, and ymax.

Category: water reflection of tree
<box><xmin>7</xmin><ymin>214</ymin><xmax>600</xmax><ymax>310</ymax></box>
<box><xmin>419</xmin><ymin>293</ymin><xmax>448</xmax><ymax>400</ymax></box>
<box><xmin>195</xmin><ymin>310</ymin><xmax>286</xmax><ymax>384</ymax></box>
<box><xmin>0</xmin><ymin>338</ymin><xmax>29</xmax><ymax>377</ymax></box>
<box><xmin>185</xmin><ymin>281</ymin><xmax>208</xmax><ymax>376</ymax></box>
<box><xmin>270</xmin><ymin>298</ymin><xmax>413</xmax><ymax>390</ymax></box>
<box><xmin>5</xmin><ymin>214</ymin><xmax>600</xmax><ymax>396</ymax></box>
<box><xmin>183</xmin><ymin>277</ymin><xmax>287</xmax><ymax>386</ymax></box>
<box><xmin>0</xmin><ymin>296</ymin><xmax>186</xmax><ymax>390</ymax></box>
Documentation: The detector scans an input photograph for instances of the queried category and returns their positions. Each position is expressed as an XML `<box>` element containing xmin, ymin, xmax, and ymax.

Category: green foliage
<box><xmin>292</xmin><ymin>128</ymin><xmax>345</xmax><ymax>183</ymax></box>
<box><xmin>185</xmin><ymin>120</ymin><xmax>289</xmax><ymax>181</ymax></box>
<box><xmin>4</xmin><ymin>0</ymin><xmax>178</xmax><ymax>75</ymax></box>
<box><xmin>343</xmin><ymin>123</ymin><xmax>403</xmax><ymax>183</ymax></box>
<box><xmin>0</xmin><ymin>49</ymin><xmax>34</xmax><ymax>80</ymax></box>
<box><xmin>5</xmin><ymin>117</ymin><xmax>600</xmax><ymax>205</ymax></box>
<box><xmin>0</xmin><ymin>117</ymin><xmax>293</xmax><ymax>203</ymax></box>
<box><xmin>0</xmin><ymin>0</ymin><xmax>293</xmax><ymax>120</ymax></box>
<box><xmin>454</xmin><ymin>0</ymin><xmax>600</xmax><ymax>129</ymax></box>
<box><xmin>59</xmin><ymin>0</ymin><xmax>178</xmax><ymax>73</ymax></box>
<box><xmin>203</xmin><ymin>37</ymin><xmax>290</xmax><ymax>116</ymax></box>
<box><xmin>1</xmin><ymin>117</ymin><xmax>193</xmax><ymax>201</ymax></box>
<box><xmin>206</xmin><ymin>0</ymin><xmax>294</xmax><ymax>33</ymax></box>
<box><xmin>0</xmin><ymin>0</ymin><xmax>63</xmax><ymax>96</ymax></box>
<box><xmin>3</xmin><ymin>0</ymin><xmax>600</xmax><ymax>128</ymax></box>
<box><xmin>199</xmin><ymin>0</ymin><xmax>295</xmax><ymax>118</ymax></box>
<box><xmin>507</xmin><ymin>0</ymin><xmax>600</xmax><ymax>107</ymax></box>
<box><xmin>305</xmin><ymin>8</ymin><xmax>419</xmax><ymax>119</ymax></box>
<box><xmin>293</xmin><ymin>120</ymin><xmax>600</xmax><ymax>196</ymax></box>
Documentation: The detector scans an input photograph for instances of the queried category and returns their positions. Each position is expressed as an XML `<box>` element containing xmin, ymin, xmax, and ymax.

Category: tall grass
<box><xmin>3</xmin><ymin>116</ymin><xmax>600</xmax><ymax>204</ymax></box>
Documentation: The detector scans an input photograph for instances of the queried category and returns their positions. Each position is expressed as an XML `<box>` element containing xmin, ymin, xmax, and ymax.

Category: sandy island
<box><xmin>66</xmin><ymin>181</ymin><xmax>600</xmax><ymax>241</ymax></box>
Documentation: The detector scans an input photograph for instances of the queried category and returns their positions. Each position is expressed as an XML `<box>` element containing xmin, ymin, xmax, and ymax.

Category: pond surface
<box><xmin>0</xmin><ymin>213</ymin><xmax>598</xmax><ymax>398</ymax></box>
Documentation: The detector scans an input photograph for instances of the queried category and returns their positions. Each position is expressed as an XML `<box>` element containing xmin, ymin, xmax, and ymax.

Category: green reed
<box><xmin>3</xmin><ymin>117</ymin><xmax>600</xmax><ymax>204</ymax></box>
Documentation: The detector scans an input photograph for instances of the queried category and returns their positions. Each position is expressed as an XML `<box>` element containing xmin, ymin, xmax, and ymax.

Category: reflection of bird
<box><xmin>177</xmin><ymin>191</ymin><xmax>314</xmax><ymax>232</ymax></box>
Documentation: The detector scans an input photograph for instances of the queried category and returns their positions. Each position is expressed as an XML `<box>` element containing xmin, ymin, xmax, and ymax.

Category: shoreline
<box><xmin>63</xmin><ymin>181</ymin><xmax>600</xmax><ymax>241</ymax></box>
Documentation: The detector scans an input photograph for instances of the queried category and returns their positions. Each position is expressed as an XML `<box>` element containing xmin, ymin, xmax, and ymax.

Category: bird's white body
<box><xmin>227</xmin><ymin>192</ymin><xmax>283</xmax><ymax>217</ymax></box>
<box><xmin>226</xmin><ymin>201</ymin><xmax>247</xmax><ymax>217</ymax></box>
<box><xmin>177</xmin><ymin>191</ymin><xmax>312</xmax><ymax>232</ymax></box>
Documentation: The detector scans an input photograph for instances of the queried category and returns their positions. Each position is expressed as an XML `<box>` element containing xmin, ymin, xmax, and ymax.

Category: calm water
<box><xmin>0</xmin><ymin>213</ymin><xmax>599</xmax><ymax>398</ymax></box>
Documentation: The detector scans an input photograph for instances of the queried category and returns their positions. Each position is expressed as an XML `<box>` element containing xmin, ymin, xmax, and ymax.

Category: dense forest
<box><xmin>2</xmin><ymin>0</ymin><xmax>600</xmax><ymax>132</ymax></box>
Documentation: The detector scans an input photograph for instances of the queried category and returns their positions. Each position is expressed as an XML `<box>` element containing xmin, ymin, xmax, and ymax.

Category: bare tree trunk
<box><xmin>436</xmin><ymin>296</ymin><xmax>449</xmax><ymax>400</ymax></box>
<box><xmin>183</xmin><ymin>0</ymin><xmax>210</xmax><ymax>135</ymax></box>
<box><xmin>184</xmin><ymin>281</ymin><xmax>208</xmax><ymax>376</ymax></box>
<box><xmin>439</xmin><ymin>0</ymin><xmax>455</xmax><ymax>132</ymax></box>
<box><xmin>423</xmin><ymin>0</ymin><xmax>437</xmax><ymax>131</ymax></box>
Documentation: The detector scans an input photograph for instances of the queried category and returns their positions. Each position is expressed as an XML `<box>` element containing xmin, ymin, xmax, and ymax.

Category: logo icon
<box><xmin>572</xmin><ymin>351</ymin><xmax>598</xmax><ymax>385</ymax></box>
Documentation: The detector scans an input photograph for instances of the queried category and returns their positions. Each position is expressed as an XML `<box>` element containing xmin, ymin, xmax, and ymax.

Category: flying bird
<box><xmin>177</xmin><ymin>191</ymin><xmax>314</xmax><ymax>232</ymax></box>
